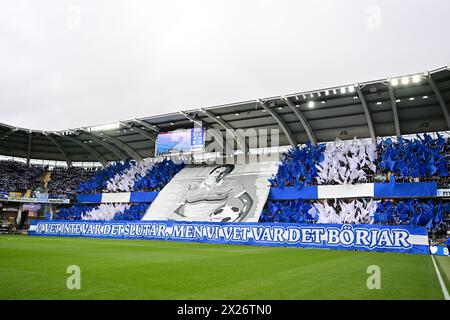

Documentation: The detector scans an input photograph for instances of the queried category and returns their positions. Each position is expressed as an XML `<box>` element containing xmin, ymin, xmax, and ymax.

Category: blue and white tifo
<box><xmin>29</xmin><ymin>220</ymin><xmax>430</xmax><ymax>255</ymax></box>
<box><xmin>25</xmin><ymin>134</ymin><xmax>450</xmax><ymax>256</ymax></box>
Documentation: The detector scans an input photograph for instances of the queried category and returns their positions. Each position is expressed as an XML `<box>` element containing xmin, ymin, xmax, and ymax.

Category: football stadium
<box><xmin>1</xmin><ymin>1</ymin><xmax>450</xmax><ymax>307</ymax></box>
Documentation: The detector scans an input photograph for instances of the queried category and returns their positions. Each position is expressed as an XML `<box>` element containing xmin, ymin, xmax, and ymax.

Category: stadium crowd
<box><xmin>77</xmin><ymin>158</ymin><xmax>184</xmax><ymax>194</ymax></box>
<box><xmin>260</xmin><ymin>198</ymin><xmax>449</xmax><ymax>232</ymax></box>
<box><xmin>53</xmin><ymin>159</ymin><xmax>184</xmax><ymax>221</ymax></box>
<box><xmin>0</xmin><ymin>160</ymin><xmax>43</xmax><ymax>194</ymax></box>
<box><xmin>269</xmin><ymin>134</ymin><xmax>450</xmax><ymax>189</ymax></box>
<box><xmin>47</xmin><ymin>166</ymin><xmax>98</xmax><ymax>198</ymax></box>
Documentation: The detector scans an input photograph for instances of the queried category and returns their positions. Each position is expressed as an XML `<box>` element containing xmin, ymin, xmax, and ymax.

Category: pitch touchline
<box><xmin>430</xmin><ymin>255</ymin><xmax>450</xmax><ymax>300</ymax></box>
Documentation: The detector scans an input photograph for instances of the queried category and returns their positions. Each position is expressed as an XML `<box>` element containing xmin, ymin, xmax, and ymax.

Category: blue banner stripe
<box><xmin>269</xmin><ymin>186</ymin><xmax>318</xmax><ymax>200</ymax></box>
<box><xmin>129</xmin><ymin>192</ymin><xmax>159</xmax><ymax>202</ymax></box>
<box><xmin>29</xmin><ymin>220</ymin><xmax>429</xmax><ymax>255</ymax></box>
<box><xmin>76</xmin><ymin>194</ymin><xmax>102</xmax><ymax>203</ymax></box>
<box><xmin>75</xmin><ymin>182</ymin><xmax>438</xmax><ymax>204</ymax></box>
<box><xmin>269</xmin><ymin>182</ymin><xmax>437</xmax><ymax>200</ymax></box>
<box><xmin>373</xmin><ymin>182</ymin><xmax>437</xmax><ymax>198</ymax></box>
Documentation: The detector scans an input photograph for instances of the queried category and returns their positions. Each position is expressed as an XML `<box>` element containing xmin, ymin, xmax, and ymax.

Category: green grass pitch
<box><xmin>0</xmin><ymin>235</ymin><xmax>448</xmax><ymax>300</ymax></box>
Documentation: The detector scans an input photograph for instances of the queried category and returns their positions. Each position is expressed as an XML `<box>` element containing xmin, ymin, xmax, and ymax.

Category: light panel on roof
<box><xmin>401</xmin><ymin>77</ymin><xmax>410</xmax><ymax>85</ymax></box>
<box><xmin>86</xmin><ymin>122</ymin><xmax>120</xmax><ymax>132</ymax></box>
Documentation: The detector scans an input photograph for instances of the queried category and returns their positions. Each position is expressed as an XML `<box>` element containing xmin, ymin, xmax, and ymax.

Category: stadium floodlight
<box><xmin>396</xmin><ymin>99</ymin><xmax>401</xmax><ymax>102</ymax></box>
<box><xmin>332</xmin><ymin>89</ymin><xmax>337</xmax><ymax>95</ymax></box>
<box><xmin>348</xmin><ymin>86</ymin><xmax>355</xmax><ymax>93</ymax></box>
<box><xmin>308</xmin><ymin>101</ymin><xmax>315</xmax><ymax>108</ymax></box>
<box><xmin>353</xmin><ymin>96</ymin><xmax>358</xmax><ymax>99</ymax></box>
<box><xmin>412</xmin><ymin>75</ymin><xmax>421</xmax><ymax>83</ymax></box>
<box><xmin>86</xmin><ymin>122</ymin><xmax>121</xmax><ymax>132</ymax></box>
<box><xmin>321</xmin><ymin>101</ymin><xmax>326</xmax><ymax>104</ymax></box>
<box><xmin>309</xmin><ymin>93</ymin><xmax>314</xmax><ymax>98</ymax></box>
<box><xmin>340</xmin><ymin>87</ymin><xmax>346</xmax><ymax>94</ymax></box>
<box><xmin>401</xmin><ymin>77</ymin><xmax>410</xmax><ymax>85</ymax></box>
<box><xmin>325</xmin><ymin>90</ymin><xmax>330</xmax><ymax>96</ymax></box>
<box><xmin>423</xmin><ymin>96</ymin><xmax>428</xmax><ymax>99</ymax></box>
<box><xmin>390</xmin><ymin>78</ymin><xmax>399</xmax><ymax>86</ymax></box>
<box><xmin>409</xmin><ymin>97</ymin><xmax>415</xmax><ymax>101</ymax></box>
<box><xmin>170</xmin><ymin>122</ymin><xmax>175</xmax><ymax>125</ymax></box>
<box><xmin>278</xmin><ymin>107</ymin><xmax>283</xmax><ymax>110</ymax></box>
<box><xmin>376</xmin><ymin>102</ymin><xmax>382</xmax><ymax>105</ymax></box>
<box><xmin>302</xmin><ymin>94</ymin><xmax>307</xmax><ymax>99</ymax></box>
<box><xmin>235</xmin><ymin>113</ymin><xmax>240</xmax><ymax>116</ymax></box>
<box><xmin>317</xmin><ymin>92</ymin><xmax>322</xmax><ymax>97</ymax></box>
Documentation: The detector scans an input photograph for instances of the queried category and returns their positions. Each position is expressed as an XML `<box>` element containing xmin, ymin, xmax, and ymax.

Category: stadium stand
<box><xmin>0</xmin><ymin>160</ymin><xmax>43</xmax><ymax>193</ymax></box>
<box><xmin>1</xmin><ymin>65</ymin><xmax>450</xmax><ymax>252</ymax></box>
<box><xmin>77</xmin><ymin>160</ymin><xmax>135</xmax><ymax>194</ymax></box>
<box><xmin>47</xmin><ymin>166</ymin><xmax>98</xmax><ymax>198</ymax></box>
<box><xmin>51</xmin><ymin>159</ymin><xmax>183</xmax><ymax>220</ymax></box>
<box><xmin>77</xmin><ymin>158</ymin><xmax>184</xmax><ymax>194</ymax></box>
<box><xmin>259</xmin><ymin>134</ymin><xmax>450</xmax><ymax>235</ymax></box>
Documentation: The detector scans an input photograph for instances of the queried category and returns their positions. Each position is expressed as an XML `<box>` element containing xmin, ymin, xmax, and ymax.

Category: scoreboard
<box><xmin>156</xmin><ymin>127</ymin><xmax>204</xmax><ymax>156</ymax></box>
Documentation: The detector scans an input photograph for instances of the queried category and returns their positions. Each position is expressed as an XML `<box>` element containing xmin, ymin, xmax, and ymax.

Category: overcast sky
<box><xmin>1</xmin><ymin>0</ymin><xmax>449</xmax><ymax>131</ymax></box>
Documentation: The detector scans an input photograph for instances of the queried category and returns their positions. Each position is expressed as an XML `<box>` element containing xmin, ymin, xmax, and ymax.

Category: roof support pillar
<box><xmin>355</xmin><ymin>85</ymin><xmax>376</xmax><ymax>143</ymax></box>
<box><xmin>100</xmin><ymin>133</ymin><xmax>143</xmax><ymax>162</ymax></box>
<box><xmin>26</xmin><ymin>132</ymin><xmax>32</xmax><ymax>166</ymax></box>
<box><xmin>200</xmin><ymin>108</ymin><xmax>246</xmax><ymax>153</ymax></box>
<box><xmin>129</xmin><ymin>126</ymin><xmax>156</xmax><ymax>143</ymax></box>
<box><xmin>81</xmin><ymin>132</ymin><xmax>126</xmax><ymax>160</ymax></box>
<box><xmin>427</xmin><ymin>73</ymin><xmax>450</xmax><ymax>130</ymax></box>
<box><xmin>64</xmin><ymin>136</ymin><xmax>108</xmax><ymax>166</ymax></box>
<box><xmin>45</xmin><ymin>134</ymin><xmax>72</xmax><ymax>166</ymax></box>
<box><xmin>282</xmin><ymin>97</ymin><xmax>317</xmax><ymax>145</ymax></box>
<box><xmin>257</xmin><ymin>99</ymin><xmax>297</xmax><ymax>148</ymax></box>
<box><xmin>387</xmin><ymin>82</ymin><xmax>401</xmax><ymax>138</ymax></box>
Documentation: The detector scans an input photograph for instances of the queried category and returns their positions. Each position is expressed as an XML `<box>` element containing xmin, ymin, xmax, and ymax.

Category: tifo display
<box><xmin>1</xmin><ymin>133</ymin><xmax>449</xmax><ymax>255</ymax></box>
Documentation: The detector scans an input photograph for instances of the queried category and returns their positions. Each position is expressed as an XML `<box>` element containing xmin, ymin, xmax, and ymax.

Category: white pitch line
<box><xmin>430</xmin><ymin>254</ymin><xmax>450</xmax><ymax>300</ymax></box>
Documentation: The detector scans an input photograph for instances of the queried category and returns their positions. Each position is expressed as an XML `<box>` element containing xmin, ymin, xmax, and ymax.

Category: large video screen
<box><xmin>155</xmin><ymin>128</ymin><xmax>204</xmax><ymax>156</ymax></box>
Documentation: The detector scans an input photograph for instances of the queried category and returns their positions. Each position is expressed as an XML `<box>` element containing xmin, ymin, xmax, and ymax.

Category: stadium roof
<box><xmin>1</xmin><ymin>65</ymin><xmax>450</xmax><ymax>166</ymax></box>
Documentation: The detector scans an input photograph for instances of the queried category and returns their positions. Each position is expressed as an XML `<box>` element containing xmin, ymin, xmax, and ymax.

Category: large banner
<box><xmin>142</xmin><ymin>161</ymin><xmax>278</xmax><ymax>223</ymax></box>
<box><xmin>29</xmin><ymin>220</ymin><xmax>430</xmax><ymax>255</ymax></box>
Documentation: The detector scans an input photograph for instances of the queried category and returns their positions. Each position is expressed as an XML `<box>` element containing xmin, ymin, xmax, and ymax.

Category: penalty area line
<box><xmin>430</xmin><ymin>254</ymin><xmax>450</xmax><ymax>300</ymax></box>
